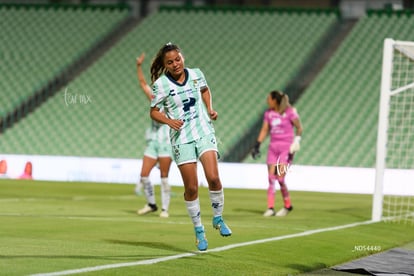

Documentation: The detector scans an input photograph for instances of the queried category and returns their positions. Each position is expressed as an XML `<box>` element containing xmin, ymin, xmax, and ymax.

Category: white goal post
<box><xmin>372</xmin><ymin>38</ymin><xmax>414</xmax><ymax>224</ymax></box>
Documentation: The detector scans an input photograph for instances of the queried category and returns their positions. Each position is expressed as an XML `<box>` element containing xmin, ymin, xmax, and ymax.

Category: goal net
<box><xmin>372</xmin><ymin>39</ymin><xmax>414</xmax><ymax>225</ymax></box>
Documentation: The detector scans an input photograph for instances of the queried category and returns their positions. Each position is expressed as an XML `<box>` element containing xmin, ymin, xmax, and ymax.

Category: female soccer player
<box><xmin>149</xmin><ymin>43</ymin><xmax>231</xmax><ymax>251</ymax></box>
<box><xmin>135</xmin><ymin>53</ymin><xmax>172</xmax><ymax>218</ymax></box>
<box><xmin>251</xmin><ymin>90</ymin><xmax>303</xmax><ymax>217</ymax></box>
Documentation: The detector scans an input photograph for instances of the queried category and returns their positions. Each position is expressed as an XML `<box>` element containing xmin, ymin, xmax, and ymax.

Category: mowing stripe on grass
<box><xmin>31</xmin><ymin>219</ymin><xmax>377</xmax><ymax>276</ymax></box>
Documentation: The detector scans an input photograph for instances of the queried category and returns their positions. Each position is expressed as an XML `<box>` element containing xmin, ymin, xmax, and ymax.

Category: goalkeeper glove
<box><xmin>289</xmin><ymin>136</ymin><xmax>301</xmax><ymax>154</ymax></box>
<box><xmin>251</xmin><ymin>141</ymin><xmax>261</xmax><ymax>159</ymax></box>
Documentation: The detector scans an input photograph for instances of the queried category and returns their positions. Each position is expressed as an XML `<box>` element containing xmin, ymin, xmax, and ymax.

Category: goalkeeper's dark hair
<box><xmin>270</xmin><ymin>90</ymin><xmax>290</xmax><ymax>114</ymax></box>
<box><xmin>150</xmin><ymin>42</ymin><xmax>182</xmax><ymax>84</ymax></box>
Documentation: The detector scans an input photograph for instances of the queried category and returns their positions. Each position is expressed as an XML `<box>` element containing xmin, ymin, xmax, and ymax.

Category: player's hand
<box><xmin>136</xmin><ymin>53</ymin><xmax>145</xmax><ymax>66</ymax></box>
<box><xmin>168</xmin><ymin>119</ymin><xmax>184</xmax><ymax>131</ymax></box>
<box><xmin>289</xmin><ymin>136</ymin><xmax>301</xmax><ymax>154</ymax></box>
<box><xmin>209</xmin><ymin>110</ymin><xmax>218</xmax><ymax>120</ymax></box>
<box><xmin>251</xmin><ymin>141</ymin><xmax>261</xmax><ymax>159</ymax></box>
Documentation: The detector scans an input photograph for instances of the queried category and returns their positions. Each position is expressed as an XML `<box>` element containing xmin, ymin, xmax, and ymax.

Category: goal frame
<box><xmin>372</xmin><ymin>38</ymin><xmax>414</xmax><ymax>222</ymax></box>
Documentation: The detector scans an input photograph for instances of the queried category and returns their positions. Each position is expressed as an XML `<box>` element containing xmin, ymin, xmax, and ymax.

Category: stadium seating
<box><xmin>4</xmin><ymin>5</ymin><xmax>414</xmax><ymax>169</ymax></box>
<box><xmin>0</xmin><ymin>6</ymin><xmax>338</xmax><ymax>159</ymax></box>
<box><xmin>0</xmin><ymin>4</ymin><xmax>130</xmax><ymax>118</ymax></box>
<box><xmin>288</xmin><ymin>10</ymin><xmax>414</xmax><ymax>167</ymax></box>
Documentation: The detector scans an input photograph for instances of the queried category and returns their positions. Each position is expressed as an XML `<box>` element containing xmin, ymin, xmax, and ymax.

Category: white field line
<box><xmin>1</xmin><ymin>213</ymin><xmax>295</xmax><ymax>230</ymax></box>
<box><xmin>30</xmin><ymin>219</ymin><xmax>377</xmax><ymax>276</ymax></box>
<box><xmin>0</xmin><ymin>195</ymin><xmax>136</xmax><ymax>202</ymax></box>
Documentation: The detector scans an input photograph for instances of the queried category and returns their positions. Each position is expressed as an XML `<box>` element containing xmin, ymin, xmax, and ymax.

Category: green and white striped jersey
<box><xmin>149</xmin><ymin>121</ymin><xmax>170</xmax><ymax>144</ymax></box>
<box><xmin>151</xmin><ymin>68</ymin><xmax>215</xmax><ymax>145</ymax></box>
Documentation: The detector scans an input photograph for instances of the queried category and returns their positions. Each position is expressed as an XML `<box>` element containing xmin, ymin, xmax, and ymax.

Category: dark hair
<box><xmin>150</xmin><ymin>42</ymin><xmax>182</xmax><ymax>83</ymax></box>
<box><xmin>270</xmin><ymin>90</ymin><xmax>290</xmax><ymax>113</ymax></box>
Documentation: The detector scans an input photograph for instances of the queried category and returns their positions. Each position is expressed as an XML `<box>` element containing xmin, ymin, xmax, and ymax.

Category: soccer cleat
<box><xmin>137</xmin><ymin>204</ymin><xmax>157</xmax><ymax>215</ymax></box>
<box><xmin>263</xmin><ymin>208</ymin><xmax>276</xmax><ymax>217</ymax></box>
<box><xmin>194</xmin><ymin>226</ymin><xmax>208</xmax><ymax>251</ymax></box>
<box><xmin>276</xmin><ymin>206</ymin><xmax>293</xmax><ymax>217</ymax></box>
<box><xmin>212</xmin><ymin>216</ymin><xmax>232</xmax><ymax>236</ymax></box>
<box><xmin>159</xmin><ymin>210</ymin><xmax>169</xmax><ymax>218</ymax></box>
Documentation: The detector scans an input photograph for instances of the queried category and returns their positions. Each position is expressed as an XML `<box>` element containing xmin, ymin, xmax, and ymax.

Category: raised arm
<box><xmin>136</xmin><ymin>53</ymin><xmax>152</xmax><ymax>101</ymax></box>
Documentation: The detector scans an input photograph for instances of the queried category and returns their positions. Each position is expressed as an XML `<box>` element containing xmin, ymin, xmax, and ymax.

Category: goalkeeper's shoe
<box><xmin>194</xmin><ymin>225</ymin><xmax>208</xmax><ymax>251</ymax></box>
<box><xmin>263</xmin><ymin>208</ymin><xmax>276</xmax><ymax>217</ymax></box>
<box><xmin>137</xmin><ymin>204</ymin><xmax>157</xmax><ymax>215</ymax></box>
<box><xmin>212</xmin><ymin>216</ymin><xmax>232</xmax><ymax>236</ymax></box>
<box><xmin>276</xmin><ymin>206</ymin><xmax>293</xmax><ymax>217</ymax></box>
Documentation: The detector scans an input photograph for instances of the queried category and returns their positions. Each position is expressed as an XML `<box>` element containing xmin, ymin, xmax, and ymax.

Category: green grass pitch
<box><xmin>1</xmin><ymin>179</ymin><xmax>413</xmax><ymax>275</ymax></box>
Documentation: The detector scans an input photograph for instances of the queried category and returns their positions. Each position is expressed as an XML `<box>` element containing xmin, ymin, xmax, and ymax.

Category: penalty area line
<box><xmin>30</xmin><ymin>219</ymin><xmax>377</xmax><ymax>276</ymax></box>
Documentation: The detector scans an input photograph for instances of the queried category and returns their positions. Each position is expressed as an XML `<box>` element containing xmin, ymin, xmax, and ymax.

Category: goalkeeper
<box><xmin>251</xmin><ymin>90</ymin><xmax>303</xmax><ymax>217</ymax></box>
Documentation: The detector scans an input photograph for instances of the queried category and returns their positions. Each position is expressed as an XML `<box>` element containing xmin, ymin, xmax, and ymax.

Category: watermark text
<box><xmin>352</xmin><ymin>245</ymin><xmax>381</xmax><ymax>252</ymax></box>
<box><xmin>64</xmin><ymin>87</ymin><xmax>92</xmax><ymax>106</ymax></box>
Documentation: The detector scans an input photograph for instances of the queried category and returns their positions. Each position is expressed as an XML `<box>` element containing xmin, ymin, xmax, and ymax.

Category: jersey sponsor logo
<box><xmin>182</xmin><ymin>110</ymin><xmax>199</xmax><ymax>122</ymax></box>
<box><xmin>169</xmin><ymin>88</ymin><xmax>194</xmax><ymax>97</ymax></box>
<box><xmin>210</xmin><ymin>137</ymin><xmax>216</xmax><ymax>144</ymax></box>
<box><xmin>183</xmin><ymin>97</ymin><xmax>196</xmax><ymax>112</ymax></box>
<box><xmin>271</xmin><ymin>118</ymin><xmax>281</xmax><ymax>126</ymax></box>
<box><xmin>172</xmin><ymin>145</ymin><xmax>180</xmax><ymax>159</ymax></box>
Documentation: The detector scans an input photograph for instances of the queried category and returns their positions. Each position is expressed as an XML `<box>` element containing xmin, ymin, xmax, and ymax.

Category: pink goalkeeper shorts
<box><xmin>266</xmin><ymin>141</ymin><xmax>292</xmax><ymax>166</ymax></box>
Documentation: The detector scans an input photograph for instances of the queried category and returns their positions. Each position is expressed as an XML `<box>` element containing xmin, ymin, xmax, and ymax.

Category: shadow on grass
<box><xmin>0</xmin><ymin>254</ymin><xmax>172</xmax><ymax>260</ymax></box>
<box><xmin>124</xmin><ymin>209</ymin><xmax>140</xmax><ymax>215</ymax></box>
<box><xmin>0</xmin><ymin>240</ymin><xmax>191</xmax><ymax>261</ymax></box>
<box><xmin>326</xmin><ymin>207</ymin><xmax>369</xmax><ymax>220</ymax></box>
<box><xmin>232</xmin><ymin>208</ymin><xmax>263</xmax><ymax>215</ymax></box>
<box><xmin>286</xmin><ymin>262</ymin><xmax>331</xmax><ymax>275</ymax></box>
<box><xmin>121</xmin><ymin>209</ymin><xmax>190</xmax><ymax>219</ymax></box>
<box><xmin>105</xmin><ymin>239</ymin><xmax>190</xmax><ymax>254</ymax></box>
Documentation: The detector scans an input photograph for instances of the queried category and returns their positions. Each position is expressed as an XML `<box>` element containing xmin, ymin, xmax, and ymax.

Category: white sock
<box><xmin>209</xmin><ymin>189</ymin><xmax>224</xmax><ymax>218</ymax></box>
<box><xmin>135</xmin><ymin>181</ymin><xmax>143</xmax><ymax>196</ymax></box>
<box><xmin>185</xmin><ymin>197</ymin><xmax>202</xmax><ymax>227</ymax></box>
<box><xmin>160</xmin><ymin>177</ymin><xmax>170</xmax><ymax>211</ymax></box>
<box><xmin>141</xmin><ymin>177</ymin><xmax>156</xmax><ymax>205</ymax></box>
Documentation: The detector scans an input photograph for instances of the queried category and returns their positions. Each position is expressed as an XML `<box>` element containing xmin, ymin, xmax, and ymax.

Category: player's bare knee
<box><xmin>184</xmin><ymin>185</ymin><xmax>198</xmax><ymax>199</ymax></box>
<box><xmin>207</xmin><ymin>176</ymin><xmax>221</xmax><ymax>190</ymax></box>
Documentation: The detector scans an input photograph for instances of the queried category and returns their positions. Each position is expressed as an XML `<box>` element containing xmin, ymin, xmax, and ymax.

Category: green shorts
<box><xmin>144</xmin><ymin>140</ymin><xmax>172</xmax><ymax>159</ymax></box>
<box><xmin>172</xmin><ymin>133</ymin><xmax>219</xmax><ymax>165</ymax></box>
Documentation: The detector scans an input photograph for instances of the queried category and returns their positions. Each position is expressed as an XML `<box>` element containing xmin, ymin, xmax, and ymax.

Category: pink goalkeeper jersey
<box><xmin>263</xmin><ymin>106</ymin><xmax>299</xmax><ymax>144</ymax></box>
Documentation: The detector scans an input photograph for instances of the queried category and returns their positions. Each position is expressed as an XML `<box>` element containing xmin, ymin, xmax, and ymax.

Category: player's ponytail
<box><xmin>270</xmin><ymin>90</ymin><xmax>290</xmax><ymax>114</ymax></box>
<box><xmin>150</xmin><ymin>42</ymin><xmax>182</xmax><ymax>84</ymax></box>
<box><xmin>279</xmin><ymin>92</ymin><xmax>290</xmax><ymax>114</ymax></box>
